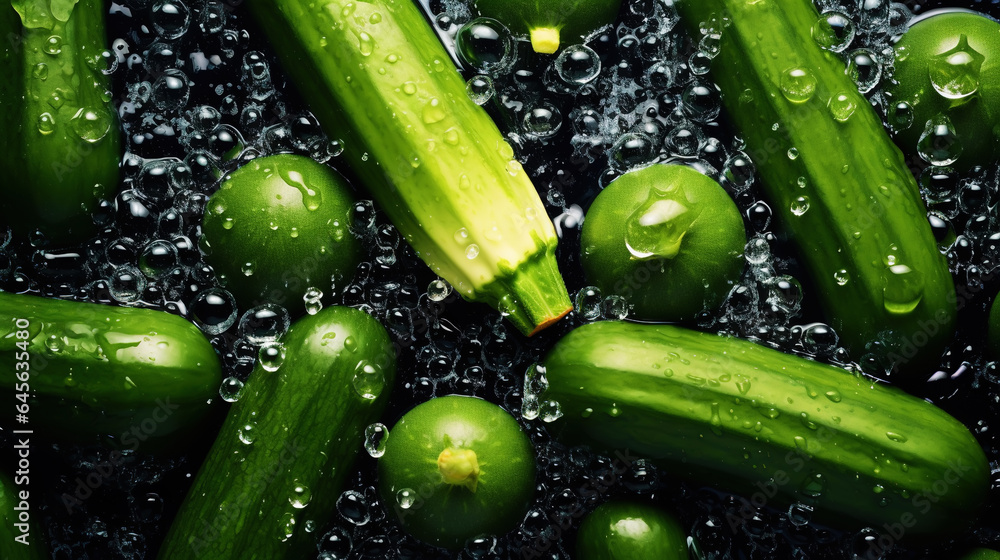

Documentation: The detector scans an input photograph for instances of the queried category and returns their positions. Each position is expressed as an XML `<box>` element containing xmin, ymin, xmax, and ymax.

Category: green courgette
<box><xmin>201</xmin><ymin>154</ymin><xmax>362</xmax><ymax>312</ymax></box>
<box><xmin>576</xmin><ymin>501</ymin><xmax>688</xmax><ymax>560</ymax></box>
<box><xmin>246</xmin><ymin>0</ymin><xmax>572</xmax><ymax>337</ymax></box>
<box><xmin>0</xmin><ymin>471</ymin><xmax>46</xmax><ymax>560</ymax></box>
<box><xmin>673</xmin><ymin>0</ymin><xmax>956</xmax><ymax>379</ymax></box>
<box><xmin>158</xmin><ymin>305</ymin><xmax>396</xmax><ymax>559</ymax></box>
<box><xmin>472</xmin><ymin>0</ymin><xmax>622</xmax><ymax>54</ymax></box>
<box><xmin>959</xmin><ymin>548</ymin><xmax>1000</xmax><ymax>560</ymax></box>
<box><xmin>0</xmin><ymin>292</ymin><xmax>221</xmax><ymax>446</ymax></box>
<box><xmin>540</xmin><ymin>321</ymin><xmax>989</xmax><ymax>538</ymax></box>
<box><xmin>0</xmin><ymin>0</ymin><xmax>120</xmax><ymax>245</ymax></box>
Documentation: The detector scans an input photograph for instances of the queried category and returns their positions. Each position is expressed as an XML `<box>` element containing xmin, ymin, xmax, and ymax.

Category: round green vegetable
<box><xmin>473</xmin><ymin>0</ymin><xmax>622</xmax><ymax>54</ymax></box>
<box><xmin>576</xmin><ymin>501</ymin><xmax>688</xmax><ymax>560</ymax></box>
<box><xmin>202</xmin><ymin>154</ymin><xmax>362</xmax><ymax>312</ymax></box>
<box><xmin>377</xmin><ymin>395</ymin><xmax>536</xmax><ymax>550</ymax></box>
<box><xmin>580</xmin><ymin>164</ymin><xmax>746</xmax><ymax>322</ymax></box>
<box><xmin>959</xmin><ymin>549</ymin><xmax>1000</xmax><ymax>560</ymax></box>
<box><xmin>889</xmin><ymin>11</ymin><xmax>1000</xmax><ymax>169</ymax></box>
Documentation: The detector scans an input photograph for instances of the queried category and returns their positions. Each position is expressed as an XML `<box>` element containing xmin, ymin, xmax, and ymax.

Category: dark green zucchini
<box><xmin>158</xmin><ymin>305</ymin><xmax>396</xmax><ymax>559</ymax></box>
<box><xmin>541</xmin><ymin>321</ymin><xmax>989</xmax><ymax>538</ymax></box>
<box><xmin>673</xmin><ymin>0</ymin><xmax>956</xmax><ymax>380</ymax></box>
<box><xmin>576</xmin><ymin>501</ymin><xmax>688</xmax><ymax>560</ymax></box>
<box><xmin>0</xmin><ymin>471</ymin><xmax>46</xmax><ymax>560</ymax></box>
<box><xmin>0</xmin><ymin>0</ymin><xmax>121</xmax><ymax>244</ymax></box>
<box><xmin>0</xmin><ymin>292</ymin><xmax>221</xmax><ymax>446</ymax></box>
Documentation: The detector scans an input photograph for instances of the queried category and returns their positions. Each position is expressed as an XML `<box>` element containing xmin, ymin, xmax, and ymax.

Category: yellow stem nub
<box><xmin>437</xmin><ymin>447</ymin><xmax>480</xmax><ymax>493</ymax></box>
<box><xmin>530</xmin><ymin>27</ymin><xmax>561</xmax><ymax>54</ymax></box>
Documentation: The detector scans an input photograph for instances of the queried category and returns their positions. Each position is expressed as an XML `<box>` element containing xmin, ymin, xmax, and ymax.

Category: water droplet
<box><xmin>787</xmin><ymin>147</ymin><xmax>799</xmax><ymax>160</ymax></box>
<box><xmin>834</xmin><ymin>269</ymin><xmax>850</xmax><ymax>285</ymax></box>
<box><xmin>917</xmin><ymin>114</ymin><xmax>963</xmax><ymax>166</ymax></box>
<box><xmin>353</xmin><ymin>360</ymin><xmax>385</xmax><ymax>400</ymax></box>
<box><xmin>886</xmin><ymin>431</ymin><xmax>908</xmax><ymax>443</ymax></box>
<box><xmin>422</xmin><ymin>97</ymin><xmax>446</xmax><ymax>124</ymax></box>
<box><xmin>303</xmin><ymin>287</ymin><xmax>324</xmax><ymax>315</ymax></box>
<box><xmin>465</xmin><ymin>244</ymin><xmax>480</xmax><ymax>259</ymax></box>
<box><xmin>825</xmin><ymin>390</ymin><xmax>842</xmax><ymax>402</ymax></box>
<box><xmin>575</xmin><ymin>286</ymin><xmax>602</xmax><ymax>320</ymax></box>
<box><xmin>364</xmin><ymin>423</ymin><xmax>388</xmax><ymax>457</ymax></box>
<box><xmin>522</xmin><ymin>103</ymin><xmax>562</xmax><ymax>139</ymax></box>
<box><xmin>928</xmin><ymin>34</ymin><xmax>984</xmax><ymax>101</ymax></box>
<box><xmin>788</xmin><ymin>503</ymin><xmax>814</xmax><ymax>527</ymax></box>
<box><xmin>791</xmin><ymin>196</ymin><xmax>810</xmax><ymax>216</ymax></box>
<box><xmin>780</xmin><ymin>67</ymin><xmax>817</xmax><ymax>102</ymax></box>
<box><xmin>289</xmin><ymin>479</ymin><xmax>312</xmax><ymax>508</ymax></box>
<box><xmin>745</xmin><ymin>236</ymin><xmax>770</xmax><ymax>265</ymax></box>
<box><xmin>36</xmin><ymin>112</ymin><xmax>55</xmax><ymax>134</ymax></box>
<box><xmin>343</xmin><ymin>336</ymin><xmax>358</xmax><ymax>352</ymax></box>
<box><xmin>219</xmin><ymin>376</ymin><xmax>244</xmax><ymax>402</ymax></box>
<box><xmin>466</xmin><ymin>75</ymin><xmax>494</xmax><ymax>105</ymax></box>
<box><xmin>71</xmin><ymin>107</ymin><xmax>113</xmax><ymax>143</ymax></box>
<box><xmin>279</xmin><ymin>512</ymin><xmax>295</xmax><ymax>542</ymax></box>
<box><xmin>395</xmin><ymin>488</ymin><xmax>417</xmax><ymax>509</ymax></box>
<box><xmin>888</xmin><ymin>101</ymin><xmax>914</xmax><ymax>132</ymax></box>
<box><xmin>425</xmin><ymin>278</ymin><xmax>452</xmax><ymax>302</ymax></box>
<box><xmin>846</xmin><ymin>48</ymin><xmax>882</xmax><ymax>93</ymax></box>
<box><xmin>827</xmin><ymin>92</ymin><xmax>857</xmax><ymax>122</ymax></box>
<box><xmin>800</xmin><ymin>472</ymin><xmax>825</xmax><ymax>498</ymax></box>
<box><xmin>259</xmin><ymin>342</ymin><xmax>286</xmax><ymax>372</ymax></box>
<box><xmin>238</xmin><ymin>304</ymin><xmax>291</xmax><ymax>345</ymax></box>
<box><xmin>555</xmin><ymin>44</ymin><xmax>601</xmax><ymax>84</ymax></box>
<box><xmin>45</xmin><ymin>335</ymin><xmax>64</xmax><ymax>353</ymax></box>
<box><xmin>191</xmin><ymin>288</ymin><xmax>238</xmax><ymax>335</ymax></box>
<box><xmin>401</xmin><ymin>81</ymin><xmax>417</xmax><ymax>95</ymax></box>
<box><xmin>455</xmin><ymin>17</ymin><xmax>516</xmax><ymax>73</ymax></box>
<box><xmin>32</xmin><ymin>62</ymin><xmax>47</xmax><ymax>80</ymax></box>
<box><xmin>540</xmin><ymin>400</ymin><xmax>563</xmax><ymax>422</ymax></box>
<box><xmin>280</xmin><ymin>168</ymin><xmax>323</xmax><ymax>211</ymax></box>
<box><xmin>238</xmin><ymin>422</ymin><xmax>256</xmax><ymax>444</ymax></box>
<box><xmin>882</xmin><ymin>263</ymin><xmax>924</xmax><ymax>314</ymax></box>
<box><xmin>812</xmin><ymin>11</ymin><xmax>854</xmax><ymax>52</ymax></box>
<box><xmin>44</xmin><ymin>35</ymin><xmax>62</xmax><ymax>55</ymax></box>
<box><xmin>625</xmin><ymin>186</ymin><xmax>697</xmax><ymax>260</ymax></box>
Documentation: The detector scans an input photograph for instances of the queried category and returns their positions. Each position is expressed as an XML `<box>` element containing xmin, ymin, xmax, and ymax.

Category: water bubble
<box><xmin>554</xmin><ymin>44</ymin><xmax>601</xmax><ymax>84</ymax></box>
<box><xmin>765</xmin><ymin>275</ymin><xmax>803</xmax><ymax>313</ymax></box>
<box><xmin>456</xmin><ymin>17</ymin><xmax>516</xmax><ymax>74</ymax></box>
<box><xmin>522</xmin><ymin>363</ymin><xmax>549</xmax><ymax>420</ymax></box>
<box><xmin>466</xmin><ymin>75</ymin><xmax>494</xmax><ymax>105</ymax></box>
<box><xmin>465</xmin><ymin>244</ymin><xmax>480</xmax><ymax>259</ymax></box>
<box><xmin>575</xmin><ymin>287</ymin><xmax>602</xmax><ymax>320</ymax></box>
<box><xmin>109</xmin><ymin>265</ymin><xmax>146</xmax><ymax>302</ymax></box>
<box><xmin>278</xmin><ymin>512</ymin><xmax>295</xmax><ymax>542</ymax></box>
<box><xmin>790</xmin><ymin>196</ymin><xmax>810</xmax><ymax>216</ymax></box>
<box><xmin>812</xmin><ymin>11</ymin><xmax>855</xmax><ymax>52</ymax></box>
<box><xmin>353</xmin><ymin>360</ymin><xmax>385</xmax><ymax>400</ymax></box>
<box><xmin>522</xmin><ymin>103</ymin><xmax>562</xmax><ymax>140</ymax></box>
<box><xmin>238</xmin><ymin>304</ymin><xmax>291</xmax><ymax>344</ymax></box>
<box><xmin>45</xmin><ymin>335</ymin><xmax>64</xmax><ymax>353</ymax></box>
<box><xmin>788</xmin><ymin>503</ymin><xmax>814</xmax><ymax>527</ymax></box>
<box><xmin>611</xmin><ymin>132</ymin><xmax>656</xmax><ymax>169</ymax></box>
<box><xmin>845</xmin><ymin>49</ymin><xmax>882</xmax><ymax>93</ymax></box>
<box><xmin>303</xmin><ymin>287</ymin><xmax>324</xmax><ymax>315</ymax></box>
<box><xmin>238</xmin><ymin>422</ymin><xmax>256</xmax><ymax>444</ymax></box>
<box><xmin>336</xmin><ymin>490</ymin><xmax>370</xmax><ymax>526</ymax></box>
<box><xmin>395</xmin><ymin>488</ymin><xmax>417</xmax><ymax>510</ymax></box>
<box><xmin>259</xmin><ymin>342</ymin><xmax>286</xmax><ymax>372</ymax></box>
<box><xmin>827</xmin><ymin>92</ymin><xmax>857</xmax><ymax>122</ymax></box>
<box><xmin>723</xmin><ymin>152</ymin><xmax>755</xmax><ymax>191</ymax></box>
<box><xmin>834</xmin><ymin>269</ymin><xmax>850</xmax><ymax>285</ymax></box>
<box><xmin>917</xmin><ymin>114</ymin><xmax>963</xmax><ymax>166</ymax></box>
<box><xmin>191</xmin><ymin>288</ymin><xmax>237</xmax><ymax>335</ymax></box>
<box><xmin>209</xmin><ymin>124</ymin><xmax>245</xmax><ymax>161</ymax></box>
<box><xmin>625</xmin><ymin>187</ymin><xmax>695</xmax><ymax>260</ymax></box>
<box><xmin>665</xmin><ymin>123</ymin><xmax>703</xmax><ymax>158</ymax></box>
<box><xmin>427</xmin><ymin>278</ymin><xmax>452</xmax><ymax>301</ymax></box>
<box><xmin>219</xmin><ymin>376</ymin><xmax>244</xmax><ymax>402</ymax></box>
<box><xmin>745</xmin><ymin>236</ymin><xmax>770</xmax><ymax>265</ymax></box>
<box><xmin>882</xmin><ymin>264</ymin><xmax>924</xmax><ymax>315</ymax></box>
<box><xmin>151</xmin><ymin>0</ymin><xmax>191</xmax><ymax>40</ymax></box>
<box><xmin>44</xmin><ymin>35</ymin><xmax>62</xmax><ymax>55</ymax></box>
<box><xmin>152</xmin><ymin>69</ymin><xmax>190</xmax><ymax>110</ymax></box>
<box><xmin>349</xmin><ymin>200</ymin><xmax>376</xmax><ymax>236</ymax></box>
<box><xmin>242</xmin><ymin>51</ymin><xmax>274</xmax><ymax>101</ymax></box>
<box><xmin>138</xmin><ymin>239</ymin><xmax>178</xmax><ymax>279</ymax></box>
<box><xmin>888</xmin><ymin>101</ymin><xmax>913</xmax><ymax>132</ymax></box>
<box><xmin>681</xmin><ymin>80</ymin><xmax>721</xmax><ymax>122</ymax></box>
<box><xmin>540</xmin><ymin>400</ymin><xmax>564</xmax><ymax>422</ymax></box>
<box><xmin>364</xmin><ymin>423</ymin><xmax>388</xmax><ymax>457</ymax></box>
<box><xmin>801</xmin><ymin>323</ymin><xmax>839</xmax><ymax>356</ymax></box>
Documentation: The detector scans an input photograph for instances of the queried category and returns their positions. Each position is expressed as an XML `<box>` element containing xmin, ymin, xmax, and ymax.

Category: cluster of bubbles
<box><xmin>1</xmin><ymin>0</ymin><xmax>999</xmax><ymax>558</ymax></box>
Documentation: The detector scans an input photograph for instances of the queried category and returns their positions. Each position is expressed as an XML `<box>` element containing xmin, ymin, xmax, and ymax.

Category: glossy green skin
<box><xmin>377</xmin><ymin>395</ymin><xmax>536</xmax><ymax>550</ymax></box>
<box><xmin>890</xmin><ymin>12</ymin><xmax>1000</xmax><ymax>170</ymax></box>
<box><xmin>581</xmin><ymin>164</ymin><xmax>746</xmax><ymax>322</ymax></box>
<box><xmin>0</xmin><ymin>471</ymin><xmax>46</xmax><ymax>560</ymax></box>
<box><xmin>960</xmin><ymin>548</ymin><xmax>1000</xmax><ymax>560</ymax></box>
<box><xmin>159</xmin><ymin>306</ymin><xmax>396</xmax><ymax>560</ymax></box>
<box><xmin>542</xmin><ymin>321</ymin><xmax>989</xmax><ymax>538</ymax></box>
<box><xmin>246</xmin><ymin>0</ymin><xmax>571</xmax><ymax>336</ymax></box>
<box><xmin>0</xmin><ymin>292</ymin><xmax>221</xmax><ymax>445</ymax></box>
<box><xmin>674</xmin><ymin>0</ymin><xmax>956</xmax><ymax>381</ymax></box>
<box><xmin>0</xmin><ymin>0</ymin><xmax>120</xmax><ymax>245</ymax></box>
<box><xmin>202</xmin><ymin>154</ymin><xmax>361</xmax><ymax>312</ymax></box>
<box><xmin>576</xmin><ymin>501</ymin><xmax>687</xmax><ymax>560</ymax></box>
<box><xmin>473</xmin><ymin>0</ymin><xmax>622</xmax><ymax>50</ymax></box>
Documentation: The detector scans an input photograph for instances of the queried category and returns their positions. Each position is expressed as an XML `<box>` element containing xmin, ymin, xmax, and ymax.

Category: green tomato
<box><xmin>473</xmin><ymin>0</ymin><xmax>621</xmax><ymax>53</ymax></box>
<box><xmin>201</xmin><ymin>154</ymin><xmax>362</xmax><ymax>312</ymax></box>
<box><xmin>377</xmin><ymin>395</ymin><xmax>536</xmax><ymax>550</ymax></box>
<box><xmin>576</xmin><ymin>501</ymin><xmax>688</xmax><ymax>560</ymax></box>
<box><xmin>889</xmin><ymin>11</ymin><xmax>1000</xmax><ymax>169</ymax></box>
<box><xmin>580</xmin><ymin>164</ymin><xmax>746</xmax><ymax>322</ymax></box>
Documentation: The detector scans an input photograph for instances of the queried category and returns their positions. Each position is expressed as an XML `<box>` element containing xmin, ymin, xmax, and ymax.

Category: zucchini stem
<box><xmin>437</xmin><ymin>447</ymin><xmax>480</xmax><ymax>492</ymax></box>
<box><xmin>529</xmin><ymin>27</ymin><xmax>561</xmax><ymax>54</ymax></box>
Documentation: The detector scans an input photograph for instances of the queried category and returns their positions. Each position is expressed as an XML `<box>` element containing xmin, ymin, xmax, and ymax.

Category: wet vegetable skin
<box><xmin>0</xmin><ymin>0</ymin><xmax>121</xmax><ymax>245</ymax></box>
<box><xmin>0</xmin><ymin>470</ymin><xmax>47</xmax><ymax>560</ymax></box>
<box><xmin>576</xmin><ymin>501</ymin><xmax>688</xmax><ymax>560</ymax></box>
<box><xmin>159</xmin><ymin>305</ymin><xmax>395</xmax><ymax>560</ymax></box>
<box><xmin>246</xmin><ymin>0</ymin><xmax>572</xmax><ymax>336</ymax></box>
<box><xmin>473</xmin><ymin>0</ymin><xmax>622</xmax><ymax>53</ymax></box>
<box><xmin>0</xmin><ymin>292</ymin><xmax>221</xmax><ymax>445</ymax></box>
<box><xmin>673</xmin><ymin>0</ymin><xmax>956</xmax><ymax>382</ymax></box>
<box><xmin>541</xmin><ymin>321</ymin><xmax>989</xmax><ymax>539</ymax></box>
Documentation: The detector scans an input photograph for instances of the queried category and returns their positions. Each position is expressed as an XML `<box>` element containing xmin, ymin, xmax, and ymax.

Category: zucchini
<box><xmin>0</xmin><ymin>471</ymin><xmax>46</xmax><ymax>560</ymax></box>
<box><xmin>201</xmin><ymin>154</ymin><xmax>362</xmax><ymax>312</ymax></box>
<box><xmin>472</xmin><ymin>0</ymin><xmax>622</xmax><ymax>54</ymax></box>
<box><xmin>673</xmin><ymin>0</ymin><xmax>956</xmax><ymax>379</ymax></box>
<box><xmin>0</xmin><ymin>292</ymin><xmax>221</xmax><ymax>445</ymax></box>
<box><xmin>540</xmin><ymin>321</ymin><xmax>989</xmax><ymax>538</ymax></box>
<box><xmin>158</xmin><ymin>305</ymin><xmax>396</xmax><ymax>560</ymax></box>
<box><xmin>246</xmin><ymin>0</ymin><xmax>572</xmax><ymax>337</ymax></box>
<box><xmin>0</xmin><ymin>0</ymin><xmax>121</xmax><ymax>245</ymax></box>
<box><xmin>576</xmin><ymin>501</ymin><xmax>688</xmax><ymax>560</ymax></box>
<box><xmin>960</xmin><ymin>549</ymin><xmax>1000</xmax><ymax>560</ymax></box>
